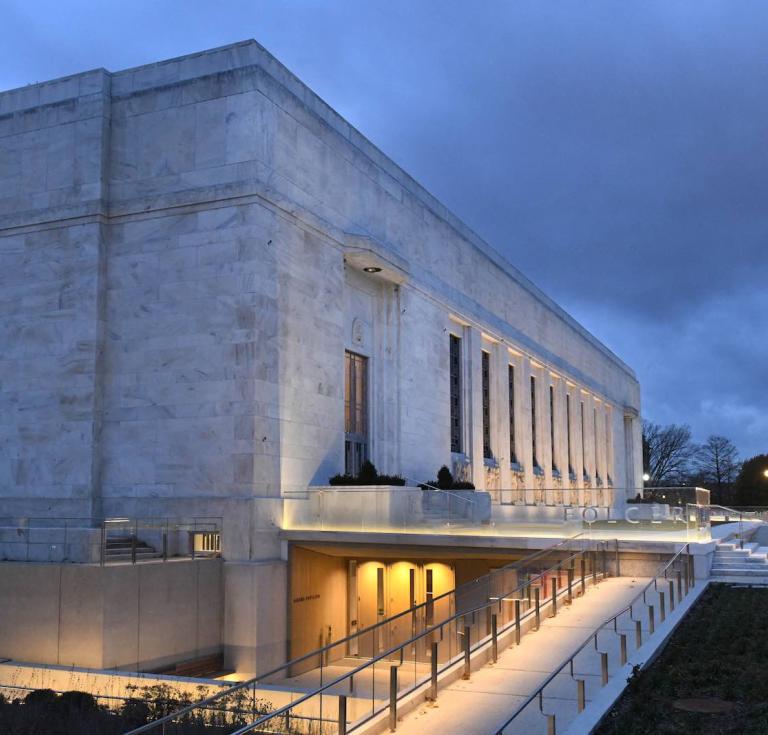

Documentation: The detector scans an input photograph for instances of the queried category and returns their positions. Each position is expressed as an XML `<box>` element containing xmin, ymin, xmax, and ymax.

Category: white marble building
<box><xmin>0</xmin><ymin>41</ymin><xmax>643</xmax><ymax>673</ymax></box>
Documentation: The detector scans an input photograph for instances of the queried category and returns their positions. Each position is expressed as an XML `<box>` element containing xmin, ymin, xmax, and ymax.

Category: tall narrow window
<box><xmin>508</xmin><ymin>365</ymin><xmax>517</xmax><ymax>465</ymax></box>
<box><xmin>482</xmin><ymin>351</ymin><xmax>492</xmax><ymax>459</ymax></box>
<box><xmin>566</xmin><ymin>394</ymin><xmax>574</xmax><ymax>475</ymax></box>
<box><xmin>594</xmin><ymin>407</ymin><xmax>600</xmax><ymax>481</ymax></box>
<box><xmin>549</xmin><ymin>385</ymin><xmax>558</xmax><ymax>473</ymax></box>
<box><xmin>531</xmin><ymin>376</ymin><xmax>539</xmax><ymax>468</ymax></box>
<box><xmin>345</xmin><ymin>351</ymin><xmax>368</xmax><ymax>475</ymax></box>
<box><xmin>605</xmin><ymin>409</ymin><xmax>612</xmax><ymax>483</ymax></box>
<box><xmin>449</xmin><ymin>335</ymin><xmax>463</xmax><ymax>453</ymax></box>
<box><xmin>581</xmin><ymin>400</ymin><xmax>588</xmax><ymax>480</ymax></box>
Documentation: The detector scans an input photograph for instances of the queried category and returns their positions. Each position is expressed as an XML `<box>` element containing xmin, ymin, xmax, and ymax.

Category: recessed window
<box><xmin>581</xmin><ymin>400</ymin><xmax>588</xmax><ymax>480</ymax></box>
<box><xmin>482</xmin><ymin>351</ymin><xmax>492</xmax><ymax>459</ymax></box>
<box><xmin>508</xmin><ymin>365</ymin><xmax>517</xmax><ymax>465</ymax></box>
<box><xmin>550</xmin><ymin>385</ymin><xmax>558</xmax><ymax>473</ymax></box>
<box><xmin>531</xmin><ymin>376</ymin><xmax>539</xmax><ymax>468</ymax></box>
<box><xmin>344</xmin><ymin>351</ymin><xmax>368</xmax><ymax>475</ymax></box>
<box><xmin>449</xmin><ymin>335</ymin><xmax>463</xmax><ymax>453</ymax></box>
<box><xmin>594</xmin><ymin>406</ymin><xmax>600</xmax><ymax>481</ymax></box>
<box><xmin>566</xmin><ymin>394</ymin><xmax>574</xmax><ymax>475</ymax></box>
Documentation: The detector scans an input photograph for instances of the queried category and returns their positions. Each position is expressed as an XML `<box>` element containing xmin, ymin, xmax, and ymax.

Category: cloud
<box><xmin>1</xmin><ymin>0</ymin><xmax>766</xmax><ymax>457</ymax></box>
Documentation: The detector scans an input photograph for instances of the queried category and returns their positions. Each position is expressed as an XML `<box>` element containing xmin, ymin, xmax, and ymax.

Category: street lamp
<box><xmin>763</xmin><ymin>469</ymin><xmax>768</xmax><ymax>479</ymax></box>
<box><xmin>642</xmin><ymin>473</ymin><xmax>650</xmax><ymax>483</ymax></box>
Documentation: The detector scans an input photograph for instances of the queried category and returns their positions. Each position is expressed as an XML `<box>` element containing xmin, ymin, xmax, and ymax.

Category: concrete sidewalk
<box><xmin>393</xmin><ymin>576</ymin><xmax>655</xmax><ymax>735</ymax></box>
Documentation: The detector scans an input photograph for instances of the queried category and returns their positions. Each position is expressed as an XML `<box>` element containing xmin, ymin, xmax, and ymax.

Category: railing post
<box><xmin>429</xmin><ymin>642</ymin><xmax>438</xmax><ymax>700</ymax></box>
<box><xmin>550</xmin><ymin>577</ymin><xmax>557</xmax><ymax>618</ymax></box>
<box><xmin>580</xmin><ymin>559</ymin><xmax>586</xmax><ymax>595</ymax></box>
<box><xmin>131</xmin><ymin>524</ymin><xmax>137</xmax><ymax>565</ymax></box>
<box><xmin>669</xmin><ymin>580</ymin><xmax>676</xmax><ymax>611</ymax></box>
<box><xmin>100</xmin><ymin>522</ymin><xmax>106</xmax><ymax>567</ymax></box>
<box><xmin>567</xmin><ymin>567</ymin><xmax>573</xmax><ymax>605</ymax></box>
<box><xmin>689</xmin><ymin>554</ymin><xmax>695</xmax><ymax>587</ymax></box>
<box><xmin>620</xmin><ymin>634</ymin><xmax>627</xmax><ymax>665</ymax></box>
<box><xmin>592</xmin><ymin>550</ymin><xmax>597</xmax><ymax>583</ymax></box>
<box><xmin>338</xmin><ymin>694</ymin><xmax>347</xmax><ymax>735</ymax></box>
<box><xmin>601</xmin><ymin>652</ymin><xmax>609</xmax><ymax>686</ymax></box>
<box><xmin>684</xmin><ymin>561</ymin><xmax>690</xmax><ymax>596</ymax></box>
<box><xmin>547</xmin><ymin>713</ymin><xmax>556</xmax><ymax>735</ymax></box>
<box><xmin>648</xmin><ymin>605</ymin><xmax>655</xmax><ymax>635</ymax></box>
<box><xmin>676</xmin><ymin>571</ymin><xmax>683</xmax><ymax>601</ymax></box>
<box><xmin>462</xmin><ymin>626</ymin><xmax>471</xmax><ymax>679</ymax></box>
<box><xmin>514</xmin><ymin>599</ymin><xmax>521</xmax><ymax>645</ymax></box>
<box><xmin>389</xmin><ymin>665</ymin><xmax>398</xmax><ymax>732</ymax></box>
<box><xmin>491</xmin><ymin>614</ymin><xmax>498</xmax><ymax>663</ymax></box>
<box><xmin>659</xmin><ymin>590</ymin><xmax>666</xmax><ymax>622</ymax></box>
<box><xmin>534</xmin><ymin>587</ymin><xmax>541</xmax><ymax>630</ymax></box>
<box><xmin>635</xmin><ymin>619</ymin><xmax>642</xmax><ymax>649</ymax></box>
<box><xmin>577</xmin><ymin>679</ymin><xmax>586</xmax><ymax>712</ymax></box>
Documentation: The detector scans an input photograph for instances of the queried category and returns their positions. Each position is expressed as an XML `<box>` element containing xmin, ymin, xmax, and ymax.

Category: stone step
<box><xmin>105</xmin><ymin>544</ymin><xmax>156</xmax><ymax>552</ymax></box>
<box><xmin>714</xmin><ymin>553</ymin><xmax>768</xmax><ymax>563</ymax></box>
<box><xmin>105</xmin><ymin>552</ymin><xmax>163</xmax><ymax>561</ymax></box>
<box><xmin>711</xmin><ymin>566</ymin><xmax>768</xmax><ymax>576</ymax></box>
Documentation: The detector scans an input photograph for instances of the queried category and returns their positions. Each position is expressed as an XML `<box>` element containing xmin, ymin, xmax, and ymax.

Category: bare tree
<box><xmin>693</xmin><ymin>435</ymin><xmax>740</xmax><ymax>502</ymax></box>
<box><xmin>642</xmin><ymin>421</ymin><xmax>696</xmax><ymax>485</ymax></box>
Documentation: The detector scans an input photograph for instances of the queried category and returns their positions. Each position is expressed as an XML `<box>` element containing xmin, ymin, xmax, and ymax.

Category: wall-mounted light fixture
<box><xmin>363</xmin><ymin>266</ymin><xmax>382</xmax><ymax>273</ymax></box>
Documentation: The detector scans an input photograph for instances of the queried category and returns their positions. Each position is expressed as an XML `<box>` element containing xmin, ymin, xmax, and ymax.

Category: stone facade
<box><xmin>0</xmin><ymin>41</ymin><xmax>643</xmax><ymax>671</ymax></box>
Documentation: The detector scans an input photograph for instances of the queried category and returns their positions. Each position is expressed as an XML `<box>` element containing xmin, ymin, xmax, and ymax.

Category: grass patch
<box><xmin>596</xmin><ymin>584</ymin><xmax>768</xmax><ymax>734</ymax></box>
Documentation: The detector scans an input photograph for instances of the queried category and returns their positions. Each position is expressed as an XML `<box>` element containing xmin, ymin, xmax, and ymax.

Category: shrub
<box><xmin>59</xmin><ymin>690</ymin><xmax>98</xmax><ymax>713</ymax></box>
<box><xmin>23</xmin><ymin>689</ymin><xmax>58</xmax><ymax>709</ymax></box>
<box><xmin>358</xmin><ymin>460</ymin><xmax>378</xmax><ymax>484</ymax></box>
<box><xmin>422</xmin><ymin>466</ymin><xmax>475</xmax><ymax>490</ymax></box>
<box><xmin>328</xmin><ymin>462</ymin><xmax>406</xmax><ymax>486</ymax></box>
<box><xmin>377</xmin><ymin>474</ymin><xmax>406</xmax><ymax>486</ymax></box>
<box><xmin>437</xmin><ymin>465</ymin><xmax>454</xmax><ymax>489</ymax></box>
<box><xmin>329</xmin><ymin>473</ymin><xmax>356</xmax><ymax>485</ymax></box>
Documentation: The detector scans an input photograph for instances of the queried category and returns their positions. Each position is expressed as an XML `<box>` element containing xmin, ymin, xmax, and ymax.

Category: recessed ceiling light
<box><xmin>363</xmin><ymin>266</ymin><xmax>382</xmax><ymax>273</ymax></box>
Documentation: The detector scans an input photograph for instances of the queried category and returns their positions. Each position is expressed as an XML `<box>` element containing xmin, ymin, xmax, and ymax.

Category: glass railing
<box><xmin>125</xmin><ymin>534</ymin><xmax>608</xmax><ymax>734</ymax></box>
<box><xmin>283</xmin><ymin>486</ymin><xmax>711</xmax><ymax>542</ymax></box>
<box><xmin>0</xmin><ymin>516</ymin><xmax>221</xmax><ymax>564</ymax></box>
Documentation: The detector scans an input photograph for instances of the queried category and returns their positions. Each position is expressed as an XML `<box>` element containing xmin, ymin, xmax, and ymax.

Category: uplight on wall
<box><xmin>363</xmin><ymin>266</ymin><xmax>382</xmax><ymax>273</ymax></box>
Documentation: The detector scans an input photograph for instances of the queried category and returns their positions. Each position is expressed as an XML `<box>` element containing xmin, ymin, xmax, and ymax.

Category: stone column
<box><xmin>467</xmin><ymin>328</ymin><xmax>485</xmax><ymax>490</ymax></box>
<box><xmin>497</xmin><ymin>346</ymin><xmax>512</xmax><ymax>492</ymax></box>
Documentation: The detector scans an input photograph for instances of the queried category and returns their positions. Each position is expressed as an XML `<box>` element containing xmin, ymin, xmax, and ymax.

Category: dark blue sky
<box><xmin>3</xmin><ymin>1</ymin><xmax>766</xmax><ymax>458</ymax></box>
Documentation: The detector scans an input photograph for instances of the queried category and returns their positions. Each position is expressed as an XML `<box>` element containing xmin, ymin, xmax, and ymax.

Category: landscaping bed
<box><xmin>596</xmin><ymin>583</ymin><xmax>768</xmax><ymax>734</ymax></box>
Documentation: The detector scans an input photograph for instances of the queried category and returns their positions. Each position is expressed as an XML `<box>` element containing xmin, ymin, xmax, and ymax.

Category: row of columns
<box><xmin>455</xmin><ymin>325</ymin><xmax>617</xmax><ymax>492</ymax></box>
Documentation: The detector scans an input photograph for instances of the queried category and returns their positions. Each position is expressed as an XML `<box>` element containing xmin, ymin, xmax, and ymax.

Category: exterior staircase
<box><xmin>711</xmin><ymin>539</ymin><xmax>768</xmax><ymax>582</ymax></box>
<box><xmin>104</xmin><ymin>535</ymin><xmax>162</xmax><ymax>562</ymax></box>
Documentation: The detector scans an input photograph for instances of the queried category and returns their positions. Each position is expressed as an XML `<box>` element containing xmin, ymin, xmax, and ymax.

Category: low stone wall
<box><xmin>0</xmin><ymin>559</ymin><xmax>223</xmax><ymax>671</ymax></box>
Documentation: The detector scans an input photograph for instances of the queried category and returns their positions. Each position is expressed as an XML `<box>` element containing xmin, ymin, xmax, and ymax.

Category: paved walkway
<box><xmin>395</xmin><ymin>576</ymin><xmax>654</xmax><ymax>735</ymax></box>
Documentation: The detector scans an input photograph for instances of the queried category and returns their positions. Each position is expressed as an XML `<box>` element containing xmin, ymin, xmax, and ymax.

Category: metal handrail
<box><xmin>125</xmin><ymin>533</ymin><xmax>592</xmax><ymax>734</ymax></box>
<box><xmin>493</xmin><ymin>543</ymin><xmax>692</xmax><ymax>734</ymax></box>
<box><xmin>418</xmin><ymin>482</ymin><xmax>476</xmax><ymax>505</ymax></box>
<box><xmin>226</xmin><ymin>542</ymin><xmax>604</xmax><ymax>735</ymax></box>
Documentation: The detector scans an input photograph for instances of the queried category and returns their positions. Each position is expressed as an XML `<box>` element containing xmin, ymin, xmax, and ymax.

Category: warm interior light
<box><xmin>363</xmin><ymin>266</ymin><xmax>382</xmax><ymax>273</ymax></box>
